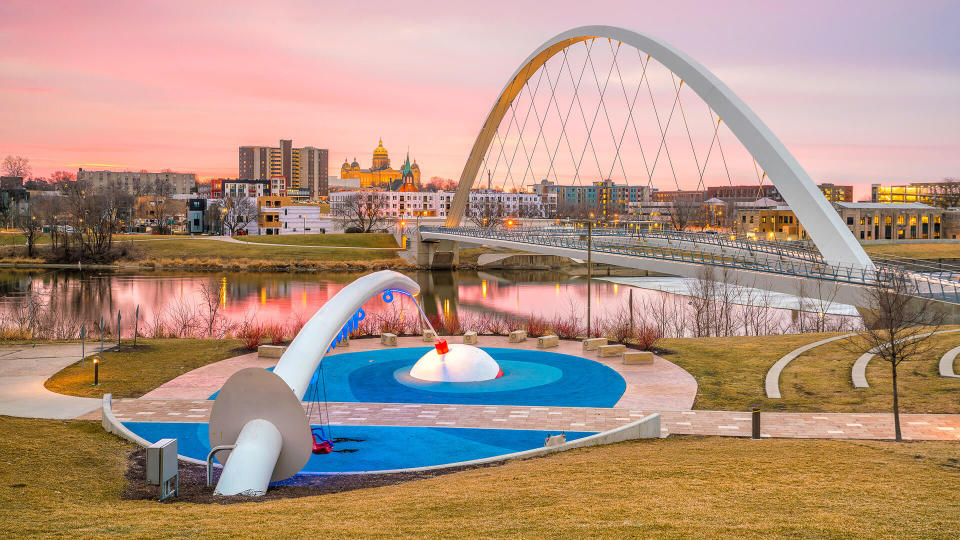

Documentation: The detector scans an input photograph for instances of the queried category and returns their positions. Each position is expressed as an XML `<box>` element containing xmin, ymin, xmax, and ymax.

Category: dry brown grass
<box><xmin>1</xmin><ymin>416</ymin><xmax>959</xmax><ymax>538</ymax></box>
<box><xmin>661</xmin><ymin>332</ymin><xmax>960</xmax><ymax>412</ymax></box>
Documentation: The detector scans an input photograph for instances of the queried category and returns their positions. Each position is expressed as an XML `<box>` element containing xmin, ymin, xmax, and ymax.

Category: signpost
<box><xmin>134</xmin><ymin>305</ymin><xmax>140</xmax><ymax>347</ymax></box>
<box><xmin>117</xmin><ymin>309</ymin><xmax>122</xmax><ymax>348</ymax></box>
<box><xmin>80</xmin><ymin>324</ymin><xmax>86</xmax><ymax>368</ymax></box>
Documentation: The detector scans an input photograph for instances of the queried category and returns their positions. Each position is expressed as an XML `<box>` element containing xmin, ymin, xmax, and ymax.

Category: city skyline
<box><xmin>1</xmin><ymin>1</ymin><xmax>958</xmax><ymax>201</ymax></box>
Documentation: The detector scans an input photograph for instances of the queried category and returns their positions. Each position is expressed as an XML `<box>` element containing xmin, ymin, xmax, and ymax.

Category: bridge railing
<box><xmin>420</xmin><ymin>225</ymin><xmax>960</xmax><ymax>304</ymax></box>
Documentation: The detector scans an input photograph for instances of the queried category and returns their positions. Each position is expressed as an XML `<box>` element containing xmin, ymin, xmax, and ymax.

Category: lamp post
<box><xmin>93</xmin><ymin>356</ymin><xmax>99</xmax><ymax>386</ymax></box>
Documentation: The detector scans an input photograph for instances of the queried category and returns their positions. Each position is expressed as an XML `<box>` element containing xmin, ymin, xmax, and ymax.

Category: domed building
<box><xmin>340</xmin><ymin>138</ymin><xmax>421</xmax><ymax>190</ymax></box>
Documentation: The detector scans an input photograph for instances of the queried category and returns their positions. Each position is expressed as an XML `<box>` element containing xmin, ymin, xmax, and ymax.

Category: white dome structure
<box><xmin>409</xmin><ymin>344</ymin><xmax>503</xmax><ymax>382</ymax></box>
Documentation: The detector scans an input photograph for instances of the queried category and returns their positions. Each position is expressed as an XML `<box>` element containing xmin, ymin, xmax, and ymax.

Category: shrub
<box><xmin>266</xmin><ymin>323</ymin><xmax>286</xmax><ymax>345</ymax></box>
<box><xmin>238</xmin><ymin>322</ymin><xmax>266</xmax><ymax>350</ymax></box>
<box><xmin>634</xmin><ymin>323</ymin><xmax>663</xmax><ymax>351</ymax></box>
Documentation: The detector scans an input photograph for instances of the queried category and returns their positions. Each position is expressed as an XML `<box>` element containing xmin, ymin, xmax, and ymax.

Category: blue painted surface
<box><xmin>210</xmin><ymin>347</ymin><xmax>626</xmax><ymax>408</ymax></box>
<box><xmin>124</xmin><ymin>422</ymin><xmax>595</xmax><ymax>474</ymax></box>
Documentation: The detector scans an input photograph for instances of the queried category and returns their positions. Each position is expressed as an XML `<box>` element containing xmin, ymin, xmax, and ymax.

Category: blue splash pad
<box><xmin>210</xmin><ymin>347</ymin><xmax>626</xmax><ymax>408</ymax></box>
<box><xmin>124</xmin><ymin>421</ymin><xmax>595</xmax><ymax>474</ymax></box>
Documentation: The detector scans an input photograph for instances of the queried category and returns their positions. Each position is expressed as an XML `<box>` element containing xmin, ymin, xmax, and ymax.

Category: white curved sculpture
<box><xmin>445</xmin><ymin>25</ymin><xmax>872</xmax><ymax>269</ymax></box>
<box><xmin>210</xmin><ymin>270</ymin><xmax>420</xmax><ymax>496</ymax></box>
<box><xmin>410</xmin><ymin>344</ymin><xmax>503</xmax><ymax>382</ymax></box>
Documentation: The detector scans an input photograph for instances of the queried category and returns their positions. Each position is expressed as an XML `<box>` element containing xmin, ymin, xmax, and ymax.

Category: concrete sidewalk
<box><xmin>0</xmin><ymin>343</ymin><xmax>104</xmax><ymax>419</ymax></box>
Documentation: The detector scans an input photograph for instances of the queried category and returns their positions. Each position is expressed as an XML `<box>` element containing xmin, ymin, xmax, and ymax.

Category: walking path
<box><xmin>940</xmin><ymin>345</ymin><xmax>960</xmax><ymax>378</ymax></box>
<box><xmin>129</xmin><ymin>236</ymin><xmax>399</xmax><ymax>250</ymax></box>
<box><xmin>765</xmin><ymin>333</ymin><xmax>856</xmax><ymax>399</ymax></box>
<box><xmin>0</xmin><ymin>343</ymin><xmax>105</xmax><ymax>419</ymax></box>
<box><xmin>852</xmin><ymin>328</ymin><xmax>960</xmax><ymax>388</ymax></box>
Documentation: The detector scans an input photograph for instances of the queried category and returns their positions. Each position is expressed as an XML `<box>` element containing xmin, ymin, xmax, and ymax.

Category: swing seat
<box><xmin>312</xmin><ymin>433</ymin><xmax>333</xmax><ymax>454</ymax></box>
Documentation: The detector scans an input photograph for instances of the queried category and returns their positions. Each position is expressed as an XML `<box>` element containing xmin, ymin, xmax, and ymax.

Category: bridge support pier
<box><xmin>417</xmin><ymin>237</ymin><xmax>459</xmax><ymax>269</ymax></box>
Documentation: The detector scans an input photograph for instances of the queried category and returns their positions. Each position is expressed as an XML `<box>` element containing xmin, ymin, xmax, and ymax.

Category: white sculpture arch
<box><xmin>445</xmin><ymin>25</ymin><xmax>872</xmax><ymax>269</ymax></box>
<box><xmin>210</xmin><ymin>270</ymin><xmax>420</xmax><ymax>496</ymax></box>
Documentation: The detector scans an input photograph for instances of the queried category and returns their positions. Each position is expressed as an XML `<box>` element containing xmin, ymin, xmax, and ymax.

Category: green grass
<box><xmin>660</xmin><ymin>332</ymin><xmax>960</xmax><ymax>412</ymax></box>
<box><xmin>2</xmin><ymin>416</ymin><xmax>959</xmax><ymax>538</ymax></box>
<box><xmin>129</xmin><ymin>238</ymin><xmax>399</xmax><ymax>262</ymax></box>
<box><xmin>234</xmin><ymin>233</ymin><xmax>398</xmax><ymax>248</ymax></box>
<box><xmin>865</xmin><ymin>243</ymin><xmax>960</xmax><ymax>259</ymax></box>
<box><xmin>44</xmin><ymin>338</ymin><xmax>244</xmax><ymax>399</ymax></box>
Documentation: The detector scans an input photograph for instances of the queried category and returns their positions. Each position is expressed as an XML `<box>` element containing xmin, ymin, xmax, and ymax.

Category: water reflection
<box><xmin>0</xmin><ymin>268</ymin><xmax>857</xmax><ymax>337</ymax></box>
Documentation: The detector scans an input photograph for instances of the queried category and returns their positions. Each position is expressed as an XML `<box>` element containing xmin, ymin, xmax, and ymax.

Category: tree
<box><xmin>842</xmin><ymin>266</ymin><xmax>946</xmax><ymax>441</ymax></box>
<box><xmin>13</xmin><ymin>201</ymin><xmax>41</xmax><ymax>257</ymax></box>
<box><xmin>333</xmin><ymin>192</ymin><xmax>388</xmax><ymax>232</ymax></box>
<box><xmin>934</xmin><ymin>178</ymin><xmax>960</xmax><ymax>209</ymax></box>
<box><xmin>205</xmin><ymin>199</ymin><xmax>225</xmax><ymax>235</ymax></box>
<box><xmin>221</xmin><ymin>195</ymin><xmax>257</xmax><ymax>235</ymax></box>
<box><xmin>670</xmin><ymin>199</ymin><xmax>706</xmax><ymax>231</ymax></box>
<box><xmin>466</xmin><ymin>198</ymin><xmax>505</xmax><ymax>228</ymax></box>
<box><xmin>1</xmin><ymin>155</ymin><xmax>31</xmax><ymax>178</ymax></box>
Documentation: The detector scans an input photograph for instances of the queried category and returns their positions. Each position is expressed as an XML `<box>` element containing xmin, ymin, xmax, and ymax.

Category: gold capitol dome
<box><xmin>341</xmin><ymin>137</ymin><xmax>421</xmax><ymax>189</ymax></box>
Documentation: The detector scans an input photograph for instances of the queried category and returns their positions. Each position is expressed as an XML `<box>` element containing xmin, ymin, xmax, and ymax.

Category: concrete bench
<box><xmin>598</xmin><ymin>344</ymin><xmax>626</xmax><ymax>357</ymax></box>
<box><xmin>422</xmin><ymin>329</ymin><xmax>436</xmax><ymax>342</ymax></box>
<box><xmin>381</xmin><ymin>333</ymin><xmax>398</xmax><ymax>347</ymax></box>
<box><xmin>463</xmin><ymin>331</ymin><xmax>478</xmax><ymax>345</ymax></box>
<box><xmin>583</xmin><ymin>337</ymin><xmax>607</xmax><ymax>351</ymax></box>
<box><xmin>537</xmin><ymin>335</ymin><xmax>559</xmax><ymax>349</ymax></box>
<box><xmin>509</xmin><ymin>330</ymin><xmax>527</xmax><ymax>343</ymax></box>
<box><xmin>623</xmin><ymin>351</ymin><xmax>654</xmax><ymax>365</ymax></box>
<box><xmin>258</xmin><ymin>344</ymin><xmax>286</xmax><ymax>359</ymax></box>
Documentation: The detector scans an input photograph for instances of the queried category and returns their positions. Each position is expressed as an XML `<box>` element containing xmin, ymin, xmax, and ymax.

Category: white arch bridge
<box><xmin>415</xmin><ymin>25</ymin><xmax>960</xmax><ymax>316</ymax></box>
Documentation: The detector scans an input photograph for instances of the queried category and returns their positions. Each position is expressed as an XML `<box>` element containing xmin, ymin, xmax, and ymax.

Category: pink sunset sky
<box><xmin>1</xmin><ymin>0</ymin><xmax>957</xmax><ymax>200</ymax></box>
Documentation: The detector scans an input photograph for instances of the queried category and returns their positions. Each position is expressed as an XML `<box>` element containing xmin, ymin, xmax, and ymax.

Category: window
<box><xmin>846</xmin><ymin>216</ymin><xmax>854</xmax><ymax>225</ymax></box>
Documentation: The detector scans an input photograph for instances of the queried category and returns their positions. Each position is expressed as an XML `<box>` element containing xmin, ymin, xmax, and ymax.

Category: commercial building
<box><xmin>871</xmin><ymin>181</ymin><xmax>959</xmax><ymax>206</ymax></box>
<box><xmin>239</xmin><ymin>139</ymin><xmax>329</xmax><ymax>200</ymax></box>
<box><xmin>187</xmin><ymin>199</ymin><xmax>207</xmax><ymax>234</ymax></box>
<box><xmin>818</xmin><ymin>183</ymin><xmax>854</xmax><ymax>203</ymax></box>
<box><xmin>705</xmin><ymin>184</ymin><xmax>782</xmax><ymax>202</ymax></box>
<box><xmin>329</xmin><ymin>189</ymin><xmax>556</xmax><ymax>220</ymax></box>
<box><xmin>533</xmin><ymin>179</ymin><xmax>646</xmax><ymax>219</ymax></box>
<box><xmin>76</xmin><ymin>169</ymin><xmax>196</xmax><ymax>195</ymax></box>
<box><xmin>340</xmin><ymin>139</ymin><xmax>421</xmax><ymax>190</ymax></box>
<box><xmin>737</xmin><ymin>201</ymin><xmax>950</xmax><ymax>242</ymax></box>
<box><xmin>252</xmin><ymin>196</ymin><xmax>332</xmax><ymax>235</ymax></box>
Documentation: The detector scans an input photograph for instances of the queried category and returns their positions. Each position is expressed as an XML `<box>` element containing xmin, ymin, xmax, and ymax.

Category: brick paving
<box><xmin>88</xmin><ymin>398</ymin><xmax>960</xmax><ymax>441</ymax></box>
<box><xmin>77</xmin><ymin>335</ymin><xmax>960</xmax><ymax>442</ymax></box>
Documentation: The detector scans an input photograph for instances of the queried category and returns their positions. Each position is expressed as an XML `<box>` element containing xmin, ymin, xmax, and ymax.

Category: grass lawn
<box><xmin>781</xmin><ymin>332</ymin><xmax>960</xmax><ymax>414</ymax></box>
<box><xmin>127</xmin><ymin>238</ymin><xmax>400</xmax><ymax>262</ymax></box>
<box><xmin>865</xmin><ymin>243</ymin><xmax>960</xmax><ymax>259</ymax></box>
<box><xmin>235</xmin><ymin>233</ymin><xmax>398</xmax><ymax>248</ymax></box>
<box><xmin>660</xmin><ymin>332</ymin><xmax>960</xmax><ymax>412</ymax></box>
<box><xmin>2</xmin><ymin>416</ymin><xmax>959</xmax><ymax>537</ymax></box>
<box><xmin>44</xmin><ymin>338</ymin><xmax>244</xmax><ymax>399</ymax></box>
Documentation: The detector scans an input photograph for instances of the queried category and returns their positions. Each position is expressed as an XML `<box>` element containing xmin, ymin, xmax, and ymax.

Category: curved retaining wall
<box><xmin>100</xmin><ymin>394</ymin><xmax>663</xmax><ymax>475</ymax></box>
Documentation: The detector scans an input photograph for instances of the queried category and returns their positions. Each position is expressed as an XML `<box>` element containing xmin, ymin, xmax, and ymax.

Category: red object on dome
<box><xmin>434</xmin><ymin>339</ymin><xmax>449</xmax><ymax>355</ymax></box>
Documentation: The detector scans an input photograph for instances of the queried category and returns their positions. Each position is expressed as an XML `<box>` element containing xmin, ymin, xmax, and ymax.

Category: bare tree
<box><xmin>334</xmin><ymin>192</ymin><xmax>389</xmax><ymax>232</ymax></box>
<box><xmin>466</xmin><ymin>198</ymin><xmax>505</xmax><ymax>228</ymax></box>
<box><xmin>842</xmin><ymin>267</ymin><xmax>946</xmax><ymax>441</ymax></box>
<box><xmin>13</xmin><ymin>201</ymin><xmax>41</xmax><ymax>257</ymax></box>
<box><xmin>670</xmin><ymin>199</ymin><xmax>706</xmax><ymax>231</ymax></box>
<box><xmin>1</xmin><ymin>155</ymin><xmax>31</xmax><ymax>178</ymax></box>
<box><xmin>198</xmin><ymin>280</ymin><xmax>224</xmax><ymax>337</ymax></box>
<box><xmin>934</xmin><ymin>178</ymin><xmax>960</xmax><ymax>209</ymax></box>
<box><xmin>221</xmin><ymin>195</ymin><xmax>257</xmax><ymax>235</ymax></box>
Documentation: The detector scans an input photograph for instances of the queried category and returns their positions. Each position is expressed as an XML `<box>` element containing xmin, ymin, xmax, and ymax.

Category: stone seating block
<box><xmin>258</xmin><ymin>345</ymin><xmax>286</xmax><ymax>359</ymax></box>
<box><xmin>598</xmin><ymin>344</ymin><xmax>626</xmax><ymax>357</ymax></box>
<box><xmin>423</xmin><ymin>329</ymin><xmax>436</xmax><ymax>341</ymax></box>
<box><xmin>623</xmin><ymin>351</ymin><xmax>654</xmax><ymax>365</ymax></box>
<box><xmin>537</xmin><ymin>335</ymin><xmax>559</xmax><ymax>349</ymax></box>
<box><xmin>583</xmin><ymin>337</ymin><xmax>608</xmax><ymax>351</ymax></box>
<box><xmin>381</xmin><ymin>333</ymin><xmax>398</xmax><ymax>347</ymax></box>
<box><xmin>463</xmin><ymin>331</ymin><xmax>478</xmax><ymax>345</ymax></box>
<box><xmin>509</xmin><ymin>330</ymin><xmax>527</xmax><ymax>343</ymax></box>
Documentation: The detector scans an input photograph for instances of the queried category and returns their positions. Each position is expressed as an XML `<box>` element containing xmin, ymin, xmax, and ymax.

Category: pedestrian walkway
<box><xmin>89</xmin><ymin>399</ymin><xmax>960</xmax><ymax>441</ymax></box>
<box><xmin>0</xmin><ymin>343</ymin><xmax>104</xmax><ymax>419</ymax></box>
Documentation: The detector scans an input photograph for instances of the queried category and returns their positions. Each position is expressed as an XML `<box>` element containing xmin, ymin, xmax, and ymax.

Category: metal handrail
<box><xmin>421</xmin><ymin>225</ymin><xmax>960</xmax><ymax>303</ymax></box>
<box><xmin>206</xmin><ymin>444</ymin><xmax>236</xmax><ymax>487</ymax></box>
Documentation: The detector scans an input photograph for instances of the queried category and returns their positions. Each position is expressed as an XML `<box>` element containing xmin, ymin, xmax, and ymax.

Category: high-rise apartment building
<box><xmin>239</xmin><ymin>139</ymin><xmax>328</xmax><ymax>200</ymax></box>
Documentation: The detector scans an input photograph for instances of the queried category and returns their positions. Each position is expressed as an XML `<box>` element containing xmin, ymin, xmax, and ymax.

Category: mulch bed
<box><xmin>122</xmin><ymin>448</ymin><xmax>497</xmax><ymax>504</ymax></box>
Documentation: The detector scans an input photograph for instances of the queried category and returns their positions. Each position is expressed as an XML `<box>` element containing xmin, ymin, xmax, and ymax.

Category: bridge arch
<box><xmin>445</xmin><ymin>25</ymin><xmax>872</xmax><ymax>269</ymax></box>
